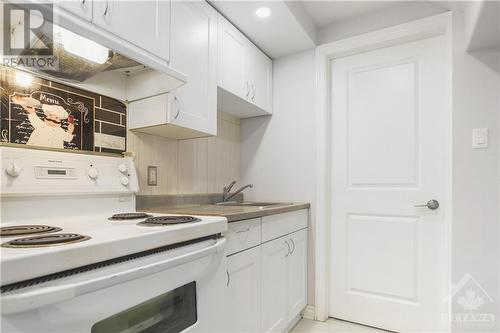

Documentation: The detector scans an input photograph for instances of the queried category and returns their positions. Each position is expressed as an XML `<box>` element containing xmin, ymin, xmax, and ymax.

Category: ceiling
<box><xmin>210</xmin><ymin>1</ymin><xmax>467</xmax><ymax>59</ymax></box>
<box><xmin>210</xmin><ymin>1</ymin><xmax>317</xmax><ymax>58</ymax></box>
<box><xmin>300</xmin><ymin>1</ymin><xmax>404</xmax><ymax>28</ymax></box>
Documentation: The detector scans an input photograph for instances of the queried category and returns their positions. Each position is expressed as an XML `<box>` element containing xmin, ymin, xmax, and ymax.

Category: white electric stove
<box><xmin>0</xmin><ymin>146</ymin><xmax>228</xmax><ymax>333</ymax></box>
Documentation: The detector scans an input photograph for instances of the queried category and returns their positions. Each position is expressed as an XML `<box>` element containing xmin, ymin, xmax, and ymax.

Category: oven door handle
<box><xmin>1</xmin><ymin>237</ymin><xmax>226</xmax><ymax>315</ymax></box>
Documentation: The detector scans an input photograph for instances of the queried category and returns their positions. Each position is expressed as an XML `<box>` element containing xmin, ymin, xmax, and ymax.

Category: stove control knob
<box><xmin>118</xmin><ymin>163</ymin><xmax>128</xmax><ymax>174</ymax></box>
<box><xmin>5</xmin><ymin>163</ymin><xmax>20</xmax><ymax>177</ymax></box>
<box><xmin>120</xmin><ymin>176</ymin><xmax>129</xmax><ymax>186</ymax></box>
<box><xmin>88</xmin><ymin>167</ymin><xmax>99</xmax><ymax>180</ymax></box>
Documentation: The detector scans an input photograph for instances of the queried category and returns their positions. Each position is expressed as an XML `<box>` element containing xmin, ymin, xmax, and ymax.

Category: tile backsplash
<box><xmin>128</xmin><ymin>113</ymin><xmax>241</xmax><ymax>195</ymax></box>
<box><xmin>0</xmin><ymin>67</ymin><xmax>241</xmax><ymax>196</ymax></box>
<box><xmin>0</xmin><ymin>66</ymin><xmax>126</xmax><ymax>154</ymax></box>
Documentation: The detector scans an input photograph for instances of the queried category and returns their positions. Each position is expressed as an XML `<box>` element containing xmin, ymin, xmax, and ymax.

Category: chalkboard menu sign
<box><xmin>0</xmin><ymin>66</ymin><xmax>127</xmax><ymax>154</ymax></box>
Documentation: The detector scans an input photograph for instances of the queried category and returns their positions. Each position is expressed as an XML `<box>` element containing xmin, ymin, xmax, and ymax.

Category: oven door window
<box><xmin>91</xmin><ymin>282</ymin><xmax>197</xmax><ymax>333</ymax></box>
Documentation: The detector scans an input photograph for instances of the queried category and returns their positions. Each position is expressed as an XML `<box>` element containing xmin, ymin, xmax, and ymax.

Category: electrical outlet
<box><xmin>472</xmin><ymin>128</ymin><xmax>488</xmax><ymax>149</ymax></box>
<box><xmin>147</xmin><ymin>166</ymin><xmax>158</xmax><ymax>186</ymax></box>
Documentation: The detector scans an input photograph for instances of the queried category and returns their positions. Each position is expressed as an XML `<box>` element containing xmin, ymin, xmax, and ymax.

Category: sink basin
<box><xmin>216</xmin><ymin>201</ymin><xmax>293</xmax><ymax>208</ymax></box>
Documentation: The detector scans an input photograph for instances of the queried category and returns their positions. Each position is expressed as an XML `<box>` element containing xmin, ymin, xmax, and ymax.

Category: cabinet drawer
<box><xmin>261</xmin><ymin>210</ymin><xmax>308</xmax><ymax>243</ymax></box>
<box><xmin>226</xmin><ymin>218</ymin><xmax>261</xmax><ymax>255</ymax></box>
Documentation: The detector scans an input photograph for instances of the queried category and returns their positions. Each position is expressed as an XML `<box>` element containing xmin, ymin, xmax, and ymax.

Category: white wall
<box><xmin>240</xmin><ymin>8</ymin><xmax>500</xmax><ymax>323</ymax></box>
<box><xmin>451</xmin><ymin>11</ymin><xmax>500</xmax><ymax>332</ymax></box>
<box><xmin>241</xmin><ymin>50</ymin><xmax>316</xmax><ymax>304</ymax></box>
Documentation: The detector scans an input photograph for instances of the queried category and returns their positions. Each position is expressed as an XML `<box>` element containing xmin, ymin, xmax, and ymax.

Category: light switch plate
<box><xmin>472</xmin><ymin>128</ymin><xmax>488</xmax><ymax>149</ymax></box>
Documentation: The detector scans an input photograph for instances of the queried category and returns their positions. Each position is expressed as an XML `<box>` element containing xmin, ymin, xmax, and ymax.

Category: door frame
<box><xmin>314</xmin><ymin>12</ymin><xmax>453</xmax><ymax>327</ymax></box>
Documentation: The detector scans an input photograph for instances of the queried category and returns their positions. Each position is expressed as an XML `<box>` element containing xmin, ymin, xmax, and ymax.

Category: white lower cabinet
<box><xmin>226</xmin><ymin>246</ymin><xmax>261</xmax><ymax>333</ymax></box>
<box><xmin>225</xmin><ymin>210</ymin><xmax>309</xmax><ymax>333</ymax></box>
<box><xmin>261</xmin><ymin>229</ymin><xmax>308</xmax><ymax>332</ymax></box>
<box><xmin>286</xmin><ymin>229</ymin><xmax>308</xmax><ymax>320</ymax></box>
<box><xmin>261</xmin><ymin>236</ymin><xmax>290</xmax><ymax>333</ymax></box>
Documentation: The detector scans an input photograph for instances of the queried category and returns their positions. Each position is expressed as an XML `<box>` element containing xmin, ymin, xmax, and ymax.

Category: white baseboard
<box><xmin>301</xmin><ymin>305</ymin><xmax>315</xmax><ymax>320</ymax></box>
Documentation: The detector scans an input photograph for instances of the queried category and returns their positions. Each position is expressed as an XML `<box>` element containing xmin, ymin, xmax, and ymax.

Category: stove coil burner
<box><xmin>138</xmin><ymin>216</ymin><xmax>201</xmax><ymax>226</ymax></box>
<box><xmin>109</xmin><ymin>213</ymin><xmax>153</xmax><ymax>221</ymax></box>
<box><xmin>1</xmin><ymin>233</ymin><xmax>91</xmax><ymax>248</ymax></box>
<box><xmin>0</xmin><ymin>225</ymin><xmax>62</xmax><ymax>237</ymax></box>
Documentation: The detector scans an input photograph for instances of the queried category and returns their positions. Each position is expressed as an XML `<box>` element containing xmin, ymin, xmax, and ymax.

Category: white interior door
<box><xmin>329</xmin><ymin>35</ymin><xmax>449</xmax><ymax>332</ymax></box>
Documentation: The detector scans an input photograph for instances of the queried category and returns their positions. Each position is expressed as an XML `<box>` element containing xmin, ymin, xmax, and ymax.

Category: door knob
<box><xmin>414</xmin><ymin>199</ymin><xmax>439</xmax><ymax>210</ymax></box>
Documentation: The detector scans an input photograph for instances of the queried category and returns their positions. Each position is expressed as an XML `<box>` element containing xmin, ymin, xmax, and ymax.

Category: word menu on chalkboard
<box><xmin>0</xmin><ymin>66</ymin><xmax>127</xmax><ymax>154</ymax></box>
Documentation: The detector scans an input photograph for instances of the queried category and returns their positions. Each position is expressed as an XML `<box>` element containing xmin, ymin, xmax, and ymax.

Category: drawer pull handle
<box><xmin>174</xmin><ymin>96</ymin><xmax>180</xmax><ymax>119</ymax></box>
<box><xmin>285</xmin><ymin>240</ymin><xmax>291</xmax><ymax>257</ymax></box>
<box><xmin>226</xmin><ymin>270</ymin><xmax>231</xmax><ymax>286</ymax></box>
<box><xmin>290</xmin><ymin>238</ymin><xmax>295</xmax><ymax>255</ymax></box>
<box><xmin>103</xmin><ymin>1</ymin><xmax>109</xmax><ymax>17</ymax></box>
<box><xmin>236</xmin><ymin>228</ymin><xmax>250</xmax><ymax>243</ymax></box>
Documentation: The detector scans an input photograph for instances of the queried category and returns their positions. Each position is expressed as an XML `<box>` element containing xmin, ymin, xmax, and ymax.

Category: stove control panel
<box><xmin>1</xmin><ymin>147</ymin><xmax>139</xmax><ymax>196</ymax></box>
<box><xmin>35</xmin><ymin>166</ymin><xmax>77</xmax><ymax>179</ymax></box>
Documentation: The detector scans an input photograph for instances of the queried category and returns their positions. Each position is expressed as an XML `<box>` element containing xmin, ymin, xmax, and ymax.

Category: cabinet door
<box><xmin>168</xmin><ymin>1</ymin><xmax>217</xmax><ymax>135</ymax></box>
<box><xmin>93</xmin><ymin>0</ymin><xmax>170</xmax><ymax>62</ymax></box>
<box><xmin>217</xmin><ymin>14</ymin><xmax>247</xmax><ymax>99</ymax></box>
<box><xmin>245</xmin><ymin>44</ymin><xmax>273</xmax><ymax>113</ymax></box>
<box><xmin>261</xmin><ymin>236</ymin><xmax>289</xmax><ymax>333</ymax></box>
<box><xmin>287</xmin><ymin>228</ymin><xmax>308</xmax><ymax>320</ymax></box>
<box><xmin>57</xmin><ymin>0</ymin><xmax>92</xmax><ymax>21</ymax></box>
<box><xmin>226</xmin><ymin>247</ymin><xmax>261</xmax><ymax>333</ymax></box>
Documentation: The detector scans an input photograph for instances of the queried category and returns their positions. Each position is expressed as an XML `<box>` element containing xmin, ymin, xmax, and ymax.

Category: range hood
<box><xmin>22</xmin><ymin>25</ymin><xmax>143</xmax><ymax>83</ymax></box>
<box><xmin>9</xmin><ymin>18</ymin><xmax>186</xmax><ymax>103</ymax></box>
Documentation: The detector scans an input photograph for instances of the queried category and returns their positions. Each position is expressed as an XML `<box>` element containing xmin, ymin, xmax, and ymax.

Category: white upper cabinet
<box><xmin>93</xmin><ymin>0</ymin><xmax>171</xmax><ymax>63</ymax></box>
<box><xmin>167</xmin><ymin>0</ymin><xmax>217</xmax><ymax>136</ymax></box>
<box><xmin>128</xmin><ymin>0</ymin><xmax>218</xmax><ymax>139</ymax></box>
<box><xmin>245</xmin><ymin>42</ymin><xmax>273</xmax><ymax>113</ymax></box>
<box><xmin>57</xmin><ymin>1</ymin><xmax>93</xmax><ymax>21</ymax></box>
<box><xmin>217</xmin><ymin>16</ymin><xmax>247</xmax><ymax>98</ymax></box>
<box><xmin>217</xmin><ymin>14</ymin><xmax>273</xmax><ymax>118</ymax></box>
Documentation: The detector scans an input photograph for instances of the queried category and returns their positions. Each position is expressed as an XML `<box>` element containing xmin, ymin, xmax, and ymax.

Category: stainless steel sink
<box><xmin>216</xmin><ymin>201</ymin><xmax>293</xmax><ymax>208</ymax></box>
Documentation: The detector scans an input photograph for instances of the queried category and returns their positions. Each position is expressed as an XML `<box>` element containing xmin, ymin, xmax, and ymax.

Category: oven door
<box><xmin>1</xmin><ymin>237</ymin><xmax>227</xmax><ymax>333</ymax></box>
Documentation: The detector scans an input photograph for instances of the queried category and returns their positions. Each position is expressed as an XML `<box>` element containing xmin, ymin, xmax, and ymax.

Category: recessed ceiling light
<box><xmin>255</xmin><ymin>7</ymin><xmax>271</xmax><ymax>18</ymax></box>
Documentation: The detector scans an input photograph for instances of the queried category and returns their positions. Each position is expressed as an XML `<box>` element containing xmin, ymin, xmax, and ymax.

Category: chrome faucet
<box><xmin>222</xmin><ymin>181</ymin><xmax>253</xmax><ymax>202</ymax></box>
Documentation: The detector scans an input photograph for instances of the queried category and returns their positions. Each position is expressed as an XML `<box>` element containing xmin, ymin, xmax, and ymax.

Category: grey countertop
<box><xmin>139</xmin><ymin>202</ymin><xmax>310</xmax><ymax>222</ymax></box>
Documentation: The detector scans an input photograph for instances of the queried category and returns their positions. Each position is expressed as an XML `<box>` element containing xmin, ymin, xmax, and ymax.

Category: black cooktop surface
<box><xmin>137</xmin><ymin>216</ymin><xmax>201</xmax><ymax>226</ymax></box>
